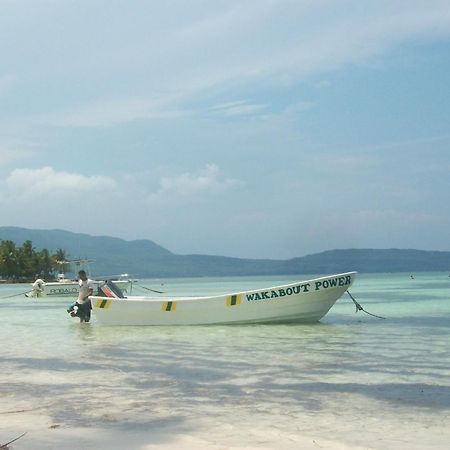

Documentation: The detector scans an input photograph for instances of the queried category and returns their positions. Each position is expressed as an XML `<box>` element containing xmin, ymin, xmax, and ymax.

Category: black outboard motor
<box><xmin>97</xmin><ymin>280</ymin><xmax>126</xmax><ymax>298</ymax></box>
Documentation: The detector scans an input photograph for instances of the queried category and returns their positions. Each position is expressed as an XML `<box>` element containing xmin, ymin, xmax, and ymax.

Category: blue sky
<box><xmin>0</xmin><ymin>0</ymin><xmax>449</xmax><ymax>259</ymax></box>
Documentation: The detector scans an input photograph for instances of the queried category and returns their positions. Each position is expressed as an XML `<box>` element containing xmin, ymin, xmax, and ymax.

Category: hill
<box><xmin>1</xmin><ymin>226</ymin><xmax>449</xmax><ymax>277</ymax></box>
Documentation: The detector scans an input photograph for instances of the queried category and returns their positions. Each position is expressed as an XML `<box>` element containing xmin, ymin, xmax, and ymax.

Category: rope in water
<box><xmin>0</xmin><ymin>290</ymin><xmax>32</xmax><ymax>300</ymax></box>
<box><xmin>134</xmin><ymin>284</ymin><xmax>165</xmax><ymax>294</ymax></box>
<box><xmin>1</xmin><ymin>432</ymin><xmax>27</xmax><ymax>449</ymax></box>
<box><xmin>347</xmin><ymin>290</ymin><xmax>386</xmax><ymax>319</ymax></box>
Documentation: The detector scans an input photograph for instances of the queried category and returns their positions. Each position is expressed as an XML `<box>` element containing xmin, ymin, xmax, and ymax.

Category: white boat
<box><xmin>28</xmin><ymin>273</ymin><xmax>133</xmax><ymax>297</ymax></box>
<box><xmin>90</xmin><ymin>272</ymin><xmax>356</xmax><ymax>326</ymax></box>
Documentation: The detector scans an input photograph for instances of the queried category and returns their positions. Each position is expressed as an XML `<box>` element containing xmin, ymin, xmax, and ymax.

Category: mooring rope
<box><xmin>0</xmin><ymin>290</ymin><xmax>32</xmax><ymax>300</ymax></box>
<box><xmin>1</xmin><ymin>432</ymin><xmax>27</xmax><ymax>449</ymax></box>
<box><xmin>135</xmin><ymin>284</ymin><xmax>165</xmax><ymax>294</ymax></box>
<box><xmin>347</xmin><ymin>290</ymin><xmax>386</xmax><ymax>319</ymax></box>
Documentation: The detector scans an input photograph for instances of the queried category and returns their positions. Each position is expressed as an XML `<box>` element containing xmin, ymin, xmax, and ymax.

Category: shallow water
<box><xmin>1</xmin><ymin>273</ymin><xmax>449</xmax><ymax>449</ymax></box>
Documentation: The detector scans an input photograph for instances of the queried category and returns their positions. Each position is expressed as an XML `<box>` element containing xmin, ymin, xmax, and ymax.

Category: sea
<box><xmin>1</xmin><ymin>272</ymin><xmax>449</xmax><ymax>450</ymax></box>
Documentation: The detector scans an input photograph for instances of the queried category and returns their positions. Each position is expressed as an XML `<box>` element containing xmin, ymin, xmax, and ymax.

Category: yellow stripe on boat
<box><xmin>95</xmin><ymin>299</ymin><xmax>112</xmax><ymax>309</ymax></box>
<box><xmin>162</xmin><ymin>301</ymin><xmax>176</xmax><ymax>312</ymax></box>
<box><xmin>226</xmin><ymin>294</ymin><xmax>241</xmax><ymax>307</ymax></box>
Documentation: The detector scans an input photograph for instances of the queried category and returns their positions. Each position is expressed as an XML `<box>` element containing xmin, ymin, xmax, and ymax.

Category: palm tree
<box><xmin>0</xmin><ymin>240</ymin><xmax>18</xmax><ymax>279</ymax></box>
<box><xmin>52</xmin><ymin>248</ymin><xmax>71</xmax><ymax>275</ymax></box>
<box><xmin>37</xmin><ymin>248</ymin><xmax>54</xmax><ymax>279</ymax></box>
<box><xmin>18</xmin><ymin>240</ymin><xmax>37</xmax><ymax>279</ymax></box>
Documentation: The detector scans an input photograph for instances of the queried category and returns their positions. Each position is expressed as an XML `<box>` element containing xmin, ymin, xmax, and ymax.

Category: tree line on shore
<box><xmin>0</xmin><ymin>239</ymin><xmax>68</xmax><ymax>281</ymax></box>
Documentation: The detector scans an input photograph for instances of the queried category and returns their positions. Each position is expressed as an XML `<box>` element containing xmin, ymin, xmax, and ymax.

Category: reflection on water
<box><xmin>1</xmin><ymin>273</ymin><xmax>450</xmax><ymax>449</ymax></box>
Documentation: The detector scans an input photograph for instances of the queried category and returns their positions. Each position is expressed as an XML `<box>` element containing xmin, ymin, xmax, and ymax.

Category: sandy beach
<box><xmin>3</xmin><ymin>404</ymin><xmax>450</xmax><ymax>450</ymax></box>
<box><xmin>2</xmin><ymin>346</ymin><xmax>450</xmax><ymax>450</ymax></box>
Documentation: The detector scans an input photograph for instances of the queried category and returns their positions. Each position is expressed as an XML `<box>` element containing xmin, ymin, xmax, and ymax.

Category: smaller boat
<box><xmin>27</xmin><ymin>273</ymin><xmax>133</xmax><ymax>297</ymax></box>
<box><xmin>27</xmin><ymin>258</ymin><xmax>133</xmax><ymax>297</ymax></box>
<box><xmin>90</xmin><ymin>272</ymin><xmax>356</xmax><ymax>326</ymax></box>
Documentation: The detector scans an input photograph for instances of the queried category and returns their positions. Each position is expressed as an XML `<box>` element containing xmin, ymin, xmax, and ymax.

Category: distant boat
<box><xmin>90</xmin><ymin>272</ymin><xmax>356</xmax><ymax>326</ymax></box>
<box><xmin>27</xmin><ymin>273</ymin><xmax>133</xmax><ymax>297</ymax></box>
<box><xmin>26</xmin><ymin>259</ymin><xmax>133</xmax><ymax>297</ymax></box>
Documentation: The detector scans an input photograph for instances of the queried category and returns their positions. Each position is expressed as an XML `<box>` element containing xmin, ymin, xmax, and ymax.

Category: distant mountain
<box><xmin>0</xmin><ymin>226</ymin><xmax>171</xmax><ymax>277</ymax></box>
<box><xmin>282</xmin><ymin>249</ymin><xmax>450</xmax><ymax>274</ymax></box>
<box><xmin>1</xmin><ymin>226</ymin><xmax>449</xmax><ymax>277</ymax></box>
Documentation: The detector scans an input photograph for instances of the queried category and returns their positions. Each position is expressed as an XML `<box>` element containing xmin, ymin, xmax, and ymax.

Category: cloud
<box><xmin>166</xmin><ymin>1</ymin><xmax>450</xmax><ymax>90</ymax></box>
<box><xmin>4</xmin><ymin>1</ymin><xmax>446</xmax><ymax>129</ymax></box>
<box><xmin>4</xmin><ymin>166</ymin><xmax>117</xmax><ymax>200</ymax></box>
<box><xmin>147</xmin><ymin>164</ymin><xmax>241</xmax><ymax>204</ymax></box>
<box><xmin>39</xmin><ymin>97</ymin><xmax>188</xmax><ymax>128</ymax></box>
<box><xmin>209</xmin><ymin>100</ymin><xmax>267</xmax><ymax>117</ymax></box>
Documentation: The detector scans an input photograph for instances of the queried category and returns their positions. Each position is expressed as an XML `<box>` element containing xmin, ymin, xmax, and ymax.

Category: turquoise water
<box><xmin>1</xmin><ymin>273</ymin><xmax>449</xmax><ymax>450</ymax></box>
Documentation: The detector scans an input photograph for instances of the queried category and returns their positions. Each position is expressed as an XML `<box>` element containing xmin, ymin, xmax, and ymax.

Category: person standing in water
<box><xmin>68</xmin><ymin>270</ymin><xmax>94</xmax><ymax>322</ymax></box>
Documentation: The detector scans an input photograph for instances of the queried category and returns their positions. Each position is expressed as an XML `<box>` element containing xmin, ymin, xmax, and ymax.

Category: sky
<box><xmin>0</xmin><ymin>0</ymin><xmax>450</xmax><ymax>259</ymax></box>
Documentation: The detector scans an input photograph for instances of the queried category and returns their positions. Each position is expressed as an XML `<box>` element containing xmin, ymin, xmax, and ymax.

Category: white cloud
<box><xmin>10</xmin><ymin>1</ymin><xmax>449</xmax><ymax>128</ymax></box>
<box><xmin>147</xmin><ymin>164</ymin><xmax>241</xmax><ymax>204</ymax></box>
<box><xmin>39</xmin><ymin>97</ymin><xmax>187</xmax><ymax>128</ymax></box>
<box><xmin>210</xmin><ymin>100</ymin><xmax>267</xmax><ymax>117</ymax></box>
<box><xmin>4</xmin><ymin>166</ymin><xmax>117</xmax><ymax>200</ymax></box>
<box><xmin>161</xmin><ymin>1</ymin><xmax>450</xmax><ymax>91</ymax></box>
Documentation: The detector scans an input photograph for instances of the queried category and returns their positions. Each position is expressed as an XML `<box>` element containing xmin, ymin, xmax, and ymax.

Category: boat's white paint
<box><xmin>90</xmin><ymin>272</ymin><xmax>356</xmax><ymax>326</ymax></box>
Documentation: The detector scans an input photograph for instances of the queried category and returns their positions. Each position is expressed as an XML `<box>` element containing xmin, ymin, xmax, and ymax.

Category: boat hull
<box><xmin>90</xmin><ymin>272</ymin><xmax>356</xmax><ymax>326</ymax></box>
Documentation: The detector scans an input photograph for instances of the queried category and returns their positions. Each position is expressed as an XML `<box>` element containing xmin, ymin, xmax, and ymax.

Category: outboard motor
<box><xmin>67</xmin><ymin>280</ymin><xmax>125</xmax><ymax>323</ymax></box>
<box><xmin>97</xmin><ymin>280</ymin><xmax>126</xmax><ymax>298</ymax></box>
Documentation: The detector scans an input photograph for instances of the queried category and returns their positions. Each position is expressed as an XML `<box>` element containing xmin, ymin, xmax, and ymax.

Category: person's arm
<box><xmin>85</xmin><ymin>281</ymin><xmax>94</xmax><ymax>300</ymax></box>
